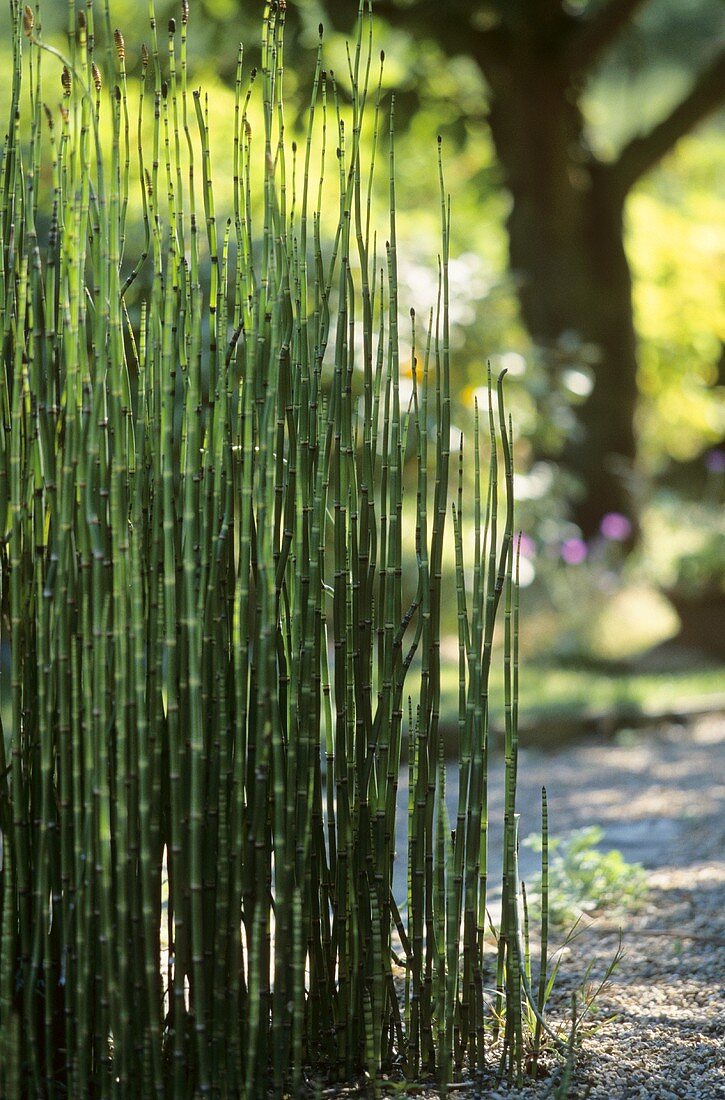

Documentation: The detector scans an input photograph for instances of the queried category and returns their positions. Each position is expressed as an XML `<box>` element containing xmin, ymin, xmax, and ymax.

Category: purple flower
<box><xmin>517</xmin><ymin>533</ymin><xmax>536</xmax><ymax>559</ymax></box>
<box><xmin>705</xmin><ymin>449</ymin><xmax>725</xmax><ymax>474</ymax></box>
<box><xmin>599</xmin><ymin>512</ymin><xmax>632</xmax><ymax>542</ymax></box>
<box><xmin>561</xmin><ymin>537</ymin><xmax>587</xmax><ymax>565</ymax></box>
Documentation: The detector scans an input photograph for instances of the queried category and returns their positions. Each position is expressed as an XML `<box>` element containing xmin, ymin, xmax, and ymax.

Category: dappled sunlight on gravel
<box><xmin>514</xmin><ymin>716</ymin><xmax>725</xmax><ymax>1099</ymax></box>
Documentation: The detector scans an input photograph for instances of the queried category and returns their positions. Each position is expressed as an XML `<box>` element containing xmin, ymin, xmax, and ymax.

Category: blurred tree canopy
<box><xmin>311</xmin><ymin>0</ymin><xmax>724</xmax><ymax>540</ymax></box>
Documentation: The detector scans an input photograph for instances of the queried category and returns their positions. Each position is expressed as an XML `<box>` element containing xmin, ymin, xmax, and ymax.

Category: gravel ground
<box><xmin>511</xmin><ymin>855</ymin><xmax>725</xmax><ymax>1099</ymax></box>
<box><xmin>512</xmin><ymin>715</ymin><xmax>725</xmax><ymax>1100</ymax></box>
<box><xmin>383</xmin><ymin>715</ymin><xmax>725</xmax><ymax>1099</ymax></box>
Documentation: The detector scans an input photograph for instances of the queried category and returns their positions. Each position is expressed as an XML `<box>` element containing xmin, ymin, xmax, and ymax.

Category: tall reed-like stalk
<box><xmin>0</xmin><ymin>1</ymin><xmax>548</xmax><ymax>1095</ymax></box>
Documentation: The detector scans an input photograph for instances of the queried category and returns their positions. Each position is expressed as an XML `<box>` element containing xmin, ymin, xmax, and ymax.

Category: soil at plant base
<box><xmin>374</xmin><ymin>714</ymin><xmax>724</xmax><ymax>1099</ymax></box>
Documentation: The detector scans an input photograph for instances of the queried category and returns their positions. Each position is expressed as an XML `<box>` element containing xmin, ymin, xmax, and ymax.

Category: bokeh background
<box><xmin>2</xmin><ymin>0</ymin><xmax>723</xmax><ymax>729</ymax></box>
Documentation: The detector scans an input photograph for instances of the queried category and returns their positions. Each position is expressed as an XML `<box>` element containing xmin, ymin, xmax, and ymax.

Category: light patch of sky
<box><xmin>562</xmin><ymin>367</ymin><xmax>594</xmax><ymax>398</ymax></box>
<box><xmin>513</xmin><ymin>462</ymin><xmax>556</xmax><ymax>502</ymax></box>
<box><xmin>347</xmin><ymin>249</ymin><xmax>496</xmax><ymax>376</ymax></box>
<box><xmin>397</xmin><ymin>251</ymin><xmax>496</xmax><ymax>332</ymax></box>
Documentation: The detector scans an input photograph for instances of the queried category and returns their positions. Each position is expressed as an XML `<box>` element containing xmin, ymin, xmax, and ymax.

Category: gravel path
<box><xmin>377</xmin><ymin>715</ymin><xmax>725</xmax><ymax>1098</ymax></box>
<box><xmin>460</xmin><ymin>714</ymin><xmax>725</xmax><ymax>1099</ymax></box>
<box><xmin>556</xmin><ymin>860</ymin><xmax>725</xmax><ymax>1100</ymax></box>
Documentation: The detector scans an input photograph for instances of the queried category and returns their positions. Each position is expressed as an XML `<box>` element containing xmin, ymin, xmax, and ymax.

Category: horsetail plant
<box><xmin>0</xmin><ymin>0</ymin><xmax>558</xmax><ymax>1095</ymax></box>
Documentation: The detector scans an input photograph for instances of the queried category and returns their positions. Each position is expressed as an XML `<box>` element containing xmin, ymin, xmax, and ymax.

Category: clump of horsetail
<box><xmin>0</xmin><ymin>0</ymin><xmax>555</xmax><ymax>1095</ymax></box>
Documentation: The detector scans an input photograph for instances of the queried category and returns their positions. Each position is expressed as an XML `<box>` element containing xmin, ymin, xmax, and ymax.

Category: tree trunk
<box><xmin>486</xmin><ymin>62</ymin><xmax>639</xmax><ymax>538</ymax></box>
